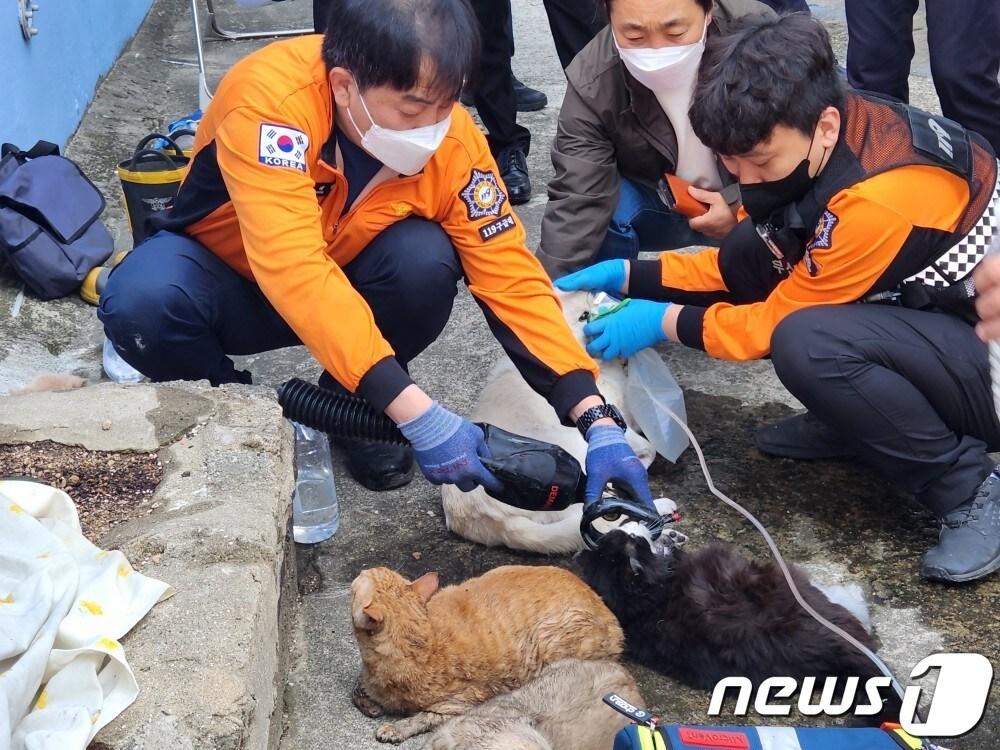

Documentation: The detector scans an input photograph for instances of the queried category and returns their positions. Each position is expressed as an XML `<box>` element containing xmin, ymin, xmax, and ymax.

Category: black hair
<box><xmin>604</xmin><ymin>0</ymin><xmax>712</xmax><ymax>16</ymax></box>
<box><xmin>321</xmin><ymin>0</ymin><xmax>479</xmax><ymax>100</ymax></box>
<box><xmin>688</xmin><ymin>13</ymin><xmax>845</xmax><ymax>156</ymax></box>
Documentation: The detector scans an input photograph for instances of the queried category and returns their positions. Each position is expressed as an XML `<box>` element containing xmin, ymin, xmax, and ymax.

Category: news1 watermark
<box><xmin>708</xmin><ymin>653</ymin><xmax>994</xmax><ymax>737</ymax></box>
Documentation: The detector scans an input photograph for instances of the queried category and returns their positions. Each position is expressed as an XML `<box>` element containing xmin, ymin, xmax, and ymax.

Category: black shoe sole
<box><xmin>921</xmin><ymin>553</ymin><xmax>1000</xmax><ymax>583</ymax></box>
<box><xmin>516</xmin><ymin>98</ymin><xmax>547</xmax><ymax>113</ymax></box>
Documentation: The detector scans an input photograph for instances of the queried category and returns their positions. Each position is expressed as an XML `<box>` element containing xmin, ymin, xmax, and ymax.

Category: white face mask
<box><xmin>614</xmin><ymin>18</ymin><xmax>709</xmax><ymax>93</ymax></box>
<box><xmin>345</xmin><ymin>84</ymin><xmax>451</xmax><ymax>175</ymax></box>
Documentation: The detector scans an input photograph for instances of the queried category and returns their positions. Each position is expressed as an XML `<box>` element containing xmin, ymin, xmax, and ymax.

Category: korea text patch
<box><xmin>460</xmin><ymin>169</ymin><xmax>507</xmax><ymax>220</ymax></box>
<box><xmin>259</xmin><ymin>123</ymin><xmax>309</xmax><ymax>172</ymax></box>
<box><xmin>478</xmin><ymin>213</ymin><xmax>517</xmax><ymax>242</ymax></box>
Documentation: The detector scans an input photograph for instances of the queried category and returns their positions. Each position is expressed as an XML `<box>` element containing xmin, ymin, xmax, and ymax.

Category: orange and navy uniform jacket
<box><xmin>152</xmin><ymin>35</ymin><xmax>600</xmax><ymax>417</ymax></box>
<box><xmin>628</xmin><ymin>92</ymin><xmax>999</xmax><ymax>361</ymax></box>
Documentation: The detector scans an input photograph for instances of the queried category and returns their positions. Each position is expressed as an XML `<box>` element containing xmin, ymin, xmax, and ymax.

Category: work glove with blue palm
<box><xmin>553</xmin><ymin>259</ymin><xmax>628</xmax><ymax>296</ymax></box>
<box><xmin>399</xmin><ymin>402</ymin><xmax>503</xmax><ymax>493</ymax></box>
<box><xmin>584</xmin><ymin>424</ymin><xmax>655</xmax><ymax>510</ymax></box>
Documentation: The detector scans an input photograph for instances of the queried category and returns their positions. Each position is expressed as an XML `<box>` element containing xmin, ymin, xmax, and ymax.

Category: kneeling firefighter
<box><xmin>97</xmin><ymin>0</ymin><xmax>654</xmax><ymax>510</ymax></box>
<box><xmin>556</xmin><ymin>14</ymin><xmax>1000</xmax><ymax>583</ymax></box>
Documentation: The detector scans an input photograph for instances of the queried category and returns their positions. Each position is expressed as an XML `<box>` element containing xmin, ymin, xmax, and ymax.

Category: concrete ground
<box><xmin>0</xmin><ymin>0</ymin><xmax>996</xmax><ymax>747</ymax></box>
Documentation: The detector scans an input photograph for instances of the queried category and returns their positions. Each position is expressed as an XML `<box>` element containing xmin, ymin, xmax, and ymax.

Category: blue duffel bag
<box><xmin>0</xmin><ymin>140</ymin><xmax>114</xmax><ymax>299</ymax></box>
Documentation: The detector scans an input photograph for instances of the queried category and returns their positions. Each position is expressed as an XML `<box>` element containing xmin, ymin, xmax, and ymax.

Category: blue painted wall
<box><xmin>1</xmin><ymin>0</ymin><xmax>155</xmax><ymax>149</ymax></box>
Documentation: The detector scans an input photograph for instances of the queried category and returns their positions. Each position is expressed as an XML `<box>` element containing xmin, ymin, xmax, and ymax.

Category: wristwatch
<box><xmin>576</xmin><ymin>403</ymin><xmax>627</xmax><ymax>438</ymax></box>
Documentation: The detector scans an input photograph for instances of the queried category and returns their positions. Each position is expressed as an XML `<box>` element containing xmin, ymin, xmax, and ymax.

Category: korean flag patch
<box><xmin>460</xmin><ymin>169</ymin><xmax>507</xmax><ymax>220</ymax></box>
<box><xmin>259</xmin><ymin>123</ymin><xmax>309</xmax><ymax>172</ymax></box>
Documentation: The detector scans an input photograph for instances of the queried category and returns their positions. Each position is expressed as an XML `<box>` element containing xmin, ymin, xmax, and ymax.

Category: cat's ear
<box><xmin>624</xmin><ymin>538</ymin><xmax>645</xmax><ymax>576</ymax></box>
<box><xmin>351</xmin><ymin>573</ymin><xmax>380</xmax><ymax>630</ymax></box>
<box><xmin>410</xmin><ymin>572</ymin><xmax>439</xmax><ymax>603</ymax></box>
<box><xmin>357</xmin><ymin>604</ymin><xmax>384</xmax><ymax>631</ymax></box>
<box><xmin>629</xmin><ymin>556</ymin><xmax>644</xmax><ymax>576</ymax></box>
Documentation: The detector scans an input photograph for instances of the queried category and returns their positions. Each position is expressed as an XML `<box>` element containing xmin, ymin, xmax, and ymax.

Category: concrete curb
<box><xmin>2</xmin><ymin>381</ymin><xmax>295</xmax><ymax>750</ymax></box>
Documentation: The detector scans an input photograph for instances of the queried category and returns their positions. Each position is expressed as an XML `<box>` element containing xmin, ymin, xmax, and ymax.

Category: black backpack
<box><xmin>0</xmin><ymin>141</ymin><xmax>114</xmax><ymax>299</ymax></box>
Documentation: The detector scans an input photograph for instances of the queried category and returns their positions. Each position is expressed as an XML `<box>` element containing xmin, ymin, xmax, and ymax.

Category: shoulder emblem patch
<box><xmin>460</xmin><ymin>169</ymin><xmax>507</xmax><ymax>220</ymax></box>
<box><xmin>259</xmin><ymin>123</ymin><xmax>309</xmax><ymax>172</ymax></box>
<box><xmin>807</xmin><ymin>209</ymin><xmax>839</xmax><ymax>252</ymax></box>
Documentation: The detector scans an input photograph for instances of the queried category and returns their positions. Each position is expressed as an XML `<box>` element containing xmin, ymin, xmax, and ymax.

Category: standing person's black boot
<box><xmin>498</xmin><ymin>146</ymin><xmax>531</xmax><ymax>205</ymax></box>
<box><xmin>318</xmin><ymin>373</ymin><xmax>414</xmax><ymax>492</ymax></box>
<box><xmin>921</xmin><ymin>470</ymin><xmax>1000</xmax><ymax>583</ymax></box>
<box><xmin>462</xmin><ymin>78</ymin><xmax>547</xmax><ymax>112</ymax></box>
<box><xmin>512</xmin><ymin>77</ymin><xmax>548</xmax><ymax>111</ymax></box>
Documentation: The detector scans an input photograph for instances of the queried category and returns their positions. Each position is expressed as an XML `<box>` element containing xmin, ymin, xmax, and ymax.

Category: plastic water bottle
<box><xmin>292</xmin><ymin>422</ymin><xmax>339</xmax><ymax>543</ymax></box>
<box><xmin>102</xmin><ymin>337</ymin><xmax>144</xmax><ymax>383</ymax></box>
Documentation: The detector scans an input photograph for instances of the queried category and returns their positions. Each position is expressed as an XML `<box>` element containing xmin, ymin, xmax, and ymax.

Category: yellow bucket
<box><xmin>117</xmin><ymin>133</ymin><xmax>190</xmax><ymax>247</ymax></box>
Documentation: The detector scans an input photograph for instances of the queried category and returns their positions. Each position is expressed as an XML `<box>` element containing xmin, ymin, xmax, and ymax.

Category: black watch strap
<box><xmin>576</xmin><ymin>403</ymin><xmax>627</xmax><ymax>438</ymax></box>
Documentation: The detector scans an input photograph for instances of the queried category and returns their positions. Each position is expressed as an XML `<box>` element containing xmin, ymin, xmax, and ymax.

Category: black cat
<box><xmin>577</xmin><ymin>530</ymin><xmax>900</xmax><ymax>720</ymax></box>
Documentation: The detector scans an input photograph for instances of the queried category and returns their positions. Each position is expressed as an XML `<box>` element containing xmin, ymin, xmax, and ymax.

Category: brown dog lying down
<box><xmin>425</xmin><ymin>659</ymin><xmax>643</xmax><ymax>750</ymax></box>
<box><xmin>350</xmin><ymin>565</ymin><xmax>623</xmax><ymax>744</ymax></box>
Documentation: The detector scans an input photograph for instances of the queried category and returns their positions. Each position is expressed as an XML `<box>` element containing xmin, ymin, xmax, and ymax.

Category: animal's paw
<box><xmin>662</xmin><ymin>527</ymin><xmax>688</xmax><ymax>548</ymax></box>
<box><xmin>352</xmin><ymin>685</ymin><xmax>385</xmax><ymax>718</ymax></box>
<box><xmin>375</xmin><ymin>722</ymin><xmax>406</xmax><ymax>743</ymax></box>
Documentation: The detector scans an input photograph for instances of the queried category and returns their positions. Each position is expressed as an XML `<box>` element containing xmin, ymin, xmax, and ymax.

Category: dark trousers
<box><xmin>468</xmin><ymin>0</ymin><xmax>530</xmax><ymax>155</ymax></box>
<box><xmin>542</xmin><ymin>0</ymin><xmax>605</xmax><ymax>70</ymax></box>
<box><xmin>770</xmin><ymin>305</ymin><xmax>1000</xmax><ymax>516</ymax></box>
<box><xmin>468</xmin><ymin>0</ymin><xmax>603</xmax><ymax>155</ymax></box>
<box><xmin>313</xmin><ymin>0</ymin><xmax>332</xmax><ymax>32</ymax></box>
<box><xmin>97</xmin><ymin>218</ymin><xmax>462</xmax><ymax>386</ymax></box>
<box><xmin>845</xmin><ymin>0</ymin><xmax>1000</xmax><ymax>153</ymax></box>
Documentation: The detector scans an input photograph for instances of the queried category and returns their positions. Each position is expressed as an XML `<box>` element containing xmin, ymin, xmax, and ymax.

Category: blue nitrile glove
<box><xmin>553</xmin><ymin>260</ymin><xmax>627</xmax><ymax>295</ymax></box>
<box><xmin>583</xmin><ymin>299</ymin><xmax>671</xmax><ymax>360</ymax></box>
<box><xmin>584</xmin><ymin>424</ymin><xmax>655</xmax><ymax>508</ymax></box>
<box><xmin>398</xmin><ymin>402</ymin><xmax>503</xmax><ymax>493</ymax></box>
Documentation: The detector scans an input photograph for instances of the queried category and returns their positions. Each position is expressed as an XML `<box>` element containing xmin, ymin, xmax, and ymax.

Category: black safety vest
<box><xmin>760</xmin><ymin>91</ymin><xmax>998</xmax><ymax>319</ymax></box>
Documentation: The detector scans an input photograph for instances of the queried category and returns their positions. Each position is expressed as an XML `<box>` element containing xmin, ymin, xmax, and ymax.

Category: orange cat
<box><xmin>350</xmin><ymin>565</ymin><xmax>624</xmax><ymax>743</ymax></box>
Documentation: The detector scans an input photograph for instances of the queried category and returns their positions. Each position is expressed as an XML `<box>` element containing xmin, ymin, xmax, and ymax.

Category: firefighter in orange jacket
<box><xmin>557</xmin><ymin>14</ymin><xmax>1000</xmax><ymax>583</ymax></box>
<box><xmin>98</xmin><ymin>0</ymin><xmax>653</xmax><ymax>507</ymax></box>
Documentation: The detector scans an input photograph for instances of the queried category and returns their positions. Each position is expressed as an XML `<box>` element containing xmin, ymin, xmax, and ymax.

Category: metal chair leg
<box><xmin>191</xmin><ymin>0</ymin><xmax>214</xmax><ymax>109</ymax></box>
<box><xmin>205</xmin><ymin>0</ymin><xmax>312</xmax><ymax>40</ymax></box>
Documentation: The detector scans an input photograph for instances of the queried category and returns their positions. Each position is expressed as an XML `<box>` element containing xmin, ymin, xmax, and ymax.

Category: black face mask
<box><xmin>739</xmin><ymin>128</ymin><xmax>825</xmax><ymax>224</ymax></box>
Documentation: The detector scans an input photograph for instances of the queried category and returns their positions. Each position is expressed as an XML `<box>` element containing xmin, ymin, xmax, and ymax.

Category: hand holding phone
<box><xmin>656</xmin><ymin>173</ymin><xmax>711</xmax><ymax>218</ymax></box>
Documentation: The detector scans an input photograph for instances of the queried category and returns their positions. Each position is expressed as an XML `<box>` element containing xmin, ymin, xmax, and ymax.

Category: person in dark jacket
<box><xmin>537</xmin><ymin>0</ymin><xmax>772</xmax><ymax>279</ymax></box>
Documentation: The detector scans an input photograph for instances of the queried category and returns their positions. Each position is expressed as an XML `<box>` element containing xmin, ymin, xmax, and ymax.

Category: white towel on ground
<box><xmin>0</xmin><ymin>480</ymin><xmax>172</xmax><ymax>750</ymax></box>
